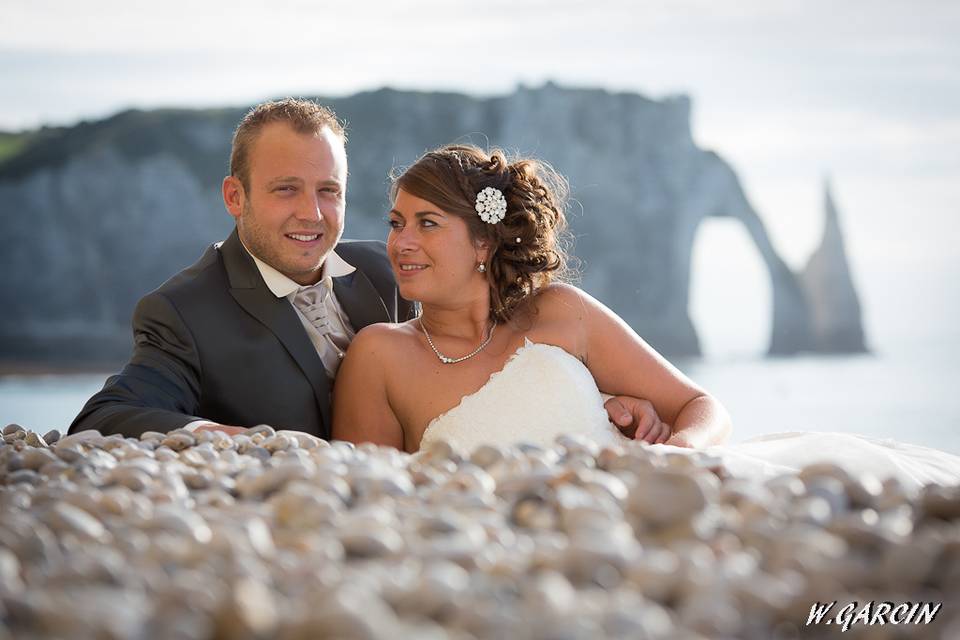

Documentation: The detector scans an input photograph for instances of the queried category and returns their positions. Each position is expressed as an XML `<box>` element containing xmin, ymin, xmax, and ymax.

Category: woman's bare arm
<box><xmin>331</xmin><ymin>325</ymin><xmax>405</xmax><ymax>449</ymax></box>
<box><xmin>545</xmin><ymin>284</ymin><xmax>732</xmax><ymax>447</ymax></box>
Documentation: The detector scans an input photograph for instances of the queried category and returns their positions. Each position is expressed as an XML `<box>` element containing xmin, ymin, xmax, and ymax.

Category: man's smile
<box><xmin>286</xmin><ymin>233</ymin><xmax>322</xmax><ymax>244</ymax></box>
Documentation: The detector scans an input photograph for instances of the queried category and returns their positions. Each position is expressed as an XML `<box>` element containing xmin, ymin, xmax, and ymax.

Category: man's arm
<box><xmin>69</xmin><ymin>291</ymin><xmax>207</xmax><ymax>437</ymax></box>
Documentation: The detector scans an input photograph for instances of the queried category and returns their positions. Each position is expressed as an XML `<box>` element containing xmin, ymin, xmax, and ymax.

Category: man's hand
<box><xmin>604</xmin><ymin>396</ymin><xmax>671</xmax><ymax>444</ymax></box>
<box><xmin>664</xmin><ymin>430</ymin><xmax>695</xmax><ymax>448</ymax></box>
<box><xmin>190</xmin><ymin>423</ymin><xmax>248</xmax><ymax>436</ymax></box>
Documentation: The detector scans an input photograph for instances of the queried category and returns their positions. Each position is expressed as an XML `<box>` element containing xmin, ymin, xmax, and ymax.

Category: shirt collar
<box><xmin>241</xmin><ymin>240</ymin><xmax>356</xmax><ymax>299</ymax></box>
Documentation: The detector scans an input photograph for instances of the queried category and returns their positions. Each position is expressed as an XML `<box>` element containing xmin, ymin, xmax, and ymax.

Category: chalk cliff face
<box><xmin>0</xmin><ymin>85</ymin><xmax>865</xmax><ymax>364</ymax></box>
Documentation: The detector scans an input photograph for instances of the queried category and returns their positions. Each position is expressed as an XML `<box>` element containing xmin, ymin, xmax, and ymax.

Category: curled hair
<box><xmin>230</xmin><ymin>98</ymin><xmax>346</xmax><ymax>191</ymax></box>
<box><xmin>392</xmin><ymin>144</ymin><xmax>573</xmax><ymax>323</ymax></box>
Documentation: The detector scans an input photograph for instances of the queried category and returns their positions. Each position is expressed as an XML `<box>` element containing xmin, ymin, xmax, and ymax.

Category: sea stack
<box><xmin>800</xmin><ymin>180</ymin><xmax>868</xmax><ymax>353</ymax></box>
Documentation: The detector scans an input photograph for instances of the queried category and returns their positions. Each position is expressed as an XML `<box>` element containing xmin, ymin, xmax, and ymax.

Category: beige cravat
<box><xmin>291</xmin><ymin>284</ymin><xmax>354</xmax><ymax>379</ymax></box>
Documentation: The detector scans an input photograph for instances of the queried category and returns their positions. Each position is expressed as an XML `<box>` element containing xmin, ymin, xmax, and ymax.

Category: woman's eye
<box><xmin>422</xmin><ymin>219</ymin><xmax>438</xmax><ymax>227</ymax></box>
<box><xmin>387</xmin><ymin>219</ymin><xmax>402</xmax><ymax>229</ymax></box>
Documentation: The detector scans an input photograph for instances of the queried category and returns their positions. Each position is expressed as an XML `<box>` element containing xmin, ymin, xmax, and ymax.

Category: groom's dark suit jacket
<box><xmin>69</xmin><ymin>230</ymin><xmax>413</xmax><ymax>440</ymax></box>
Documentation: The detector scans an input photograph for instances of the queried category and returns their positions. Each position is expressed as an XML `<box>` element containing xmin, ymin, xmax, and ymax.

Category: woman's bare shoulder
<box><xmin>532</xmin><ymin>282</ymin><xmax>593</xmax><ymax>321</ymax></box>
<box><xmin>348</xmin><ymin>321</ymin><xmax>421</xmax><ymax>357</ymax></box>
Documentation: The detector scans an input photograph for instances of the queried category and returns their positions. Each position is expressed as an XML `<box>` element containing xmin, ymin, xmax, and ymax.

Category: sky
<box><xmin>2</xmin><ymin>0</ymin><xmax>958</xmax><ymax>357</ymax></box>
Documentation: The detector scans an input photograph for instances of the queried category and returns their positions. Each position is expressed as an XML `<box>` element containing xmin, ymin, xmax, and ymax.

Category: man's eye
<box><xmin>276</xmin><ymin>185</ymin><xmax>295</xmax><ymax>193</ymax></box>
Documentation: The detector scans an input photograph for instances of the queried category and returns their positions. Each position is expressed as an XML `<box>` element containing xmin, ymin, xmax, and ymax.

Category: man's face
<box><xmin>225</xmin><ymin>122</ymin><xmax>347</xmax><ymax>285</ymax></box>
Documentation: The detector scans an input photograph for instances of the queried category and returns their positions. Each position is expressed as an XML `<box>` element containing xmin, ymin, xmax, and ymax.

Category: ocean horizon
<box><xmin>4</xmin><ymin>343</ymin><xmax>957</xmax><ymax>455</ymax></box>
<box><xmin>3</xmin><ymin>217</ymin><xmax>957</xmax><ymax>455</ymax></box>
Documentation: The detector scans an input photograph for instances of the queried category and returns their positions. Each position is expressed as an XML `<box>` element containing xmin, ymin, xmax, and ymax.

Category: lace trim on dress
<box><xmin>424</xmin><ymin>337</ymin><xmax>540</xmax><ymax>434</ymax></box>
<box><xmin>418</xmin><ymin>338</ymin><xmax>617</xmax><ymax>453</ymax></box>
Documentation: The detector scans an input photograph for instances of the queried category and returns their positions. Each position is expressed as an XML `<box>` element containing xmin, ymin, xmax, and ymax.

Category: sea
<box><xmin>3</xmin><ymin>345</ymin><xmax>958</xmax><ymax>454</ymax></box>
<box><xmin>3</xmin><ymin>222</ymin><xmax>958</xmax><ymax>454</ymax></box>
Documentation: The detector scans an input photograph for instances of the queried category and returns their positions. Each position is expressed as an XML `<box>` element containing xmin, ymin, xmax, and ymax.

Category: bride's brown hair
<box><xmin>392</xmin><ymin>145</ymin><xmax>573</xmax><ymax>322</ymax></box>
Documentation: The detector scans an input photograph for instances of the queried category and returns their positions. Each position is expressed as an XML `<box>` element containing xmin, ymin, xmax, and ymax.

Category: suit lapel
<box><xmin>333</xmin><ymin>269</ymin><xmax>390</xmax><ymax>331</ymax></box>
<box><xmin>220</xmin><ymin>230</ymin><xmax>332</xmax><ymax>436</ymax></box>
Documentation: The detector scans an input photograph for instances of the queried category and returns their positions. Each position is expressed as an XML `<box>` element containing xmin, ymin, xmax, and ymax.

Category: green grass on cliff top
<box><xmin>0</xmin><ymin>133</ymin><xmax>29</xmax><ymax>163</ymax></box>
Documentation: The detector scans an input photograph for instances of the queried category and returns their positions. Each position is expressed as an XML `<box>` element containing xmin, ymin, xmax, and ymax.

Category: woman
<box><xmin>332</xmin><ymin>145</ymin><xmax>731</xmax><ymax>453</ymax></box>
<box><xmin>331</xmin><ymin>144</ymin><xmax>960</xmax><ymax>489</ymax></box>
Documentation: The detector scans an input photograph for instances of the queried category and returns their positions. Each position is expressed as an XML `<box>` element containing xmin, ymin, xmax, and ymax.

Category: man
<box><xmin>70</xmin><ymin>99</ymin><xmax>670</xmax><ymax>443</ymax></box>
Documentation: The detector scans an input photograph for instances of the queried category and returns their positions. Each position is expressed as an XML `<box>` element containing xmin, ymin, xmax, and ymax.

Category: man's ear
<box><xmin>223</xmin><ymin>176</ymin><xmax>245</xmax><ymax>221</ymax></box>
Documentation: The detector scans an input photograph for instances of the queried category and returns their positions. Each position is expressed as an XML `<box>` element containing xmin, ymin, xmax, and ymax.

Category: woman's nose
<box><xmin>392</xmin><ymin>226</ymin><xmax>419</xmax><ymax>252</ymax></box>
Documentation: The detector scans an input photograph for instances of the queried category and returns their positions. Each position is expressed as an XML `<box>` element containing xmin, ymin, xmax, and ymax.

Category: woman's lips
<box><xmin>396</xmin><ymin>263</ymin><xmax>428</xmax><ymax>276</ymax></box>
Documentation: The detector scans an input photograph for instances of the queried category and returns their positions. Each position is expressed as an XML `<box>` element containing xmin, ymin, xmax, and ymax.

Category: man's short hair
<box><xmin>230</xmin><ymin>98</ymin><xmax>346</xmax><ymax>191</ymax></box>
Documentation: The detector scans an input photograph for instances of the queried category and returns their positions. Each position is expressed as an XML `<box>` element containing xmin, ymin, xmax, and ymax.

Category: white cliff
<box><xmin>0</xmin><ymin>85</ymin><xmax>865</xmax><ymax>363</ymax></box>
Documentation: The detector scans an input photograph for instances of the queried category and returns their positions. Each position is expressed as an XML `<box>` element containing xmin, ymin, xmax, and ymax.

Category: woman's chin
<box><xmin>397</xmin><ymin>283</ymin><xmax>426</xmax><ymax>303</ymax></box>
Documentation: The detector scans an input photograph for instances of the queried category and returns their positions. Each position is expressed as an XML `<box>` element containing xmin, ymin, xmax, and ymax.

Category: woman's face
<box><xmin>387</xmin><ymin>188</ymin><xmax>487</xmax><ymax>306</ymax></box>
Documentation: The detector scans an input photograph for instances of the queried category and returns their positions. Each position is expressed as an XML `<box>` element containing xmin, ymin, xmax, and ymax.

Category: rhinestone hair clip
<box><xmin>475</xmin><ymin>187</ymin><xmax>507</xmax><ymax>224</ymax></box>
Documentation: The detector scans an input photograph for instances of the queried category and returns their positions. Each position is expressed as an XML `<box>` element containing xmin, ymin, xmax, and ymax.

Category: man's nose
<box><xmin>294</xmin><ymin>191</ymin><xmax>324</xmax><ymax>222</ymax></box>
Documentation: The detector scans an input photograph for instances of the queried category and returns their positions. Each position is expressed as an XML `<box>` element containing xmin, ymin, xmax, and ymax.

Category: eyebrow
<box><xmin>267</xmin><ymin>177</ymin><xmax>343</xmax><ymax>187</ymax></box>
<box><xmin>267</xmin><ymin>176</ymin><xmax>301</xmax><ymax>186</ymax></box>
<box><xmin>389</xmin><ymin>209</ymin><xmax>445</xmax><ymax>218</ymax></box>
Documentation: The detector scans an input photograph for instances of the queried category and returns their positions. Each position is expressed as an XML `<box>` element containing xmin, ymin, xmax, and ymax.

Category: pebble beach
<box><xmin>1</xmin><ymin>423</ymin><xmax>958</xmax><ymax>639</ymax></box>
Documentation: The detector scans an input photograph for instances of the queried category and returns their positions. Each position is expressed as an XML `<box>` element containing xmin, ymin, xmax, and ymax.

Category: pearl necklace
<box><xmin>419</xmin><ymin>317</ymin><xmax>497</xmax><ymax>364</ymax></box>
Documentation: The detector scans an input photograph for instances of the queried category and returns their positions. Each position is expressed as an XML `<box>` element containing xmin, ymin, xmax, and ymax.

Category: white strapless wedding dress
<box><xmin>420</xmin><ymin>340</ymin><xmax>960</xmax><ymax>490</ymax></box>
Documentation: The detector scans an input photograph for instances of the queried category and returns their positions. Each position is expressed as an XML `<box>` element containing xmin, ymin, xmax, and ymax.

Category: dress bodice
<box><xmin>419</xmin><ymin>340</ymin><xmax>626</xmax><ymax>453</ymax></box>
